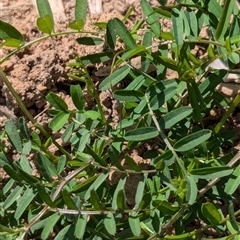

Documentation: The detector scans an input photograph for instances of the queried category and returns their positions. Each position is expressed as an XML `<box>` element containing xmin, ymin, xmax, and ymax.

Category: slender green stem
<box><xmin>214</xmin><ymin>93</ymin><xmax>240</xmax><ymax>134</ymax></box>
<box><xmin>0</xmin><ymin>30</ymin><xmax>103</xmax><ymax>64</ymax></box>
<box><xmin>80</xmin><ymin>62</ymin><xmax>107</xmax><ymax>125</ymax></box>
<box><xmin>145</xmin><ymin>95</ymin><xmax>188</xmax><ymax>176</ymax></box>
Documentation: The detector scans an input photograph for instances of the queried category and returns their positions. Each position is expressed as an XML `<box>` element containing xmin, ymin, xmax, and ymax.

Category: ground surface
<box><xmin>1</xmin><ymin>0</ymin><xmax>240</xmax><ymax>231</ymax></box>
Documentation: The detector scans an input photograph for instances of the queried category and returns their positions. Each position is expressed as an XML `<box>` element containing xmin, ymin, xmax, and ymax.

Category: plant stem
<box><xmin>145</xmin><ymin>95</ymin><xmax>188</xmax><ymax>176</ymax></box>
<box><xmin>0</xmin><ymin>30</ymin><xmax>103</xmax><ymax>64</ymax></box>
<box><xmin>81</xmin><ymin>62</ymin><xmax>107</xmax><ymax>124</ymax></box>
<box><xmin>214</xmin><ymin>93</ymin><xmax>240</xmax><ymax>134</ymax></box>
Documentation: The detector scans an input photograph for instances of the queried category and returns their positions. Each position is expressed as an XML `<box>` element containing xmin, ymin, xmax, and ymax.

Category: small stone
<box><xmin>36</xmin><ymin>84</ymin><xmax>47</xmax><ymax>92</ymax></box>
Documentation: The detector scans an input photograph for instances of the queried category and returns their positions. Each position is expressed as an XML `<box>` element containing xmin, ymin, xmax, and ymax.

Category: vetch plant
<box><xmin>1</xmin><ymin>0</ymin><xmax>240</xmax><ymax>239</ymax></box>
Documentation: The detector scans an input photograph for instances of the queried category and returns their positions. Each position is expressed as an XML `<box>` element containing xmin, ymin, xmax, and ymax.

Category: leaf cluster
<box><xmin>1</xmin><ymin>0</ymin><xmax>240</xmax><ymax>239</ymax></box>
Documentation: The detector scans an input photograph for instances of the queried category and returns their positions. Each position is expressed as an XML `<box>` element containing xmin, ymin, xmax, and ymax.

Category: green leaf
<box><xmin>14</xmin><ymin>188</ymin><xmax>35</xmax><ymax>220</ymax></box>
<box><xmin>70</xmin><ymin>85</ymin><xmax>85</xmax><ymax>111</ymax></box>
<box><xmin>171</xmin><ymin>8</ymin><xmax>184</xmax><ymax>46</ymax></box>
<box><xmin>125</xmin><ymin>155</ymin><xmax>142</xmax><ymax>172</ymax></box>
<box><xmin>20</xmin><ymin>155</ymin><xmax>32</xmax><ymax>174</ymax></box>
<box><xmin>48</xmin><ymin>111</ymin><xmax>70</xmax><ymax>132</ymax></box>
<box><xmin>32</xmin><ymin>131</ymin><xmax>41</xmax><ymax>147</ymax></box>
<box><xmin>85</xmin><ymin>172</ymin><xmax>109</xmax><ymax>200</ymax></box>
<box><xmin>41</xmin><ymin>213</ymin><xmax>61</xmax><ymax>240</ymax></box>
<box><xmin>181</xmin><ymin>8</ymin><xmax>190</xmax><ymax>37</ymax></box>
<box><xmin>199</xmin><ymin>70</ymin><xmax>228</xmax><ymax>97</ymax></box>
<box><xmin>104</xmin><ymin>213</ymin><xmax>116</xmax><ymax>236</ymax></box>
<box><xmin>138</xmin><ymin>193</ymin><xmax>152</xmax><ymax>210</ymax></box>
<box><xmin>3</xmin><ymin>186</ymin><xmax>24</xmax><ymax>210</ymax></box>
<box><xmin>76</xmin><ymin>37</ymin><xmax>104</xmax><ymax>45</ymax></box>
<box><xmin>190</xmin><ymin>166</ymin><xmax>233</xmax><ymax>180</ymax></box>
<box><xmin>0</xmin><ymin>224</ymin><xmax>14</xmax><ymax>234</ymax></box>
<box><xmin>208</xmin><ymin>0</ymin><xmax>223</xmax><ymax>19</ymax></box>
<box><xmin>80</xmin><ymin>52</ymin><xmax>113</xmax><ymax>65</ymax></box>
<box><xmin>36</xmin><ymin>184</ymin><xmax>56</xmax><ymax>208</ymax></box>
<box><xmin>135</xmin><ymin>176</ymin><xmax>146</xmax><ymax>207</ymax></box>
<box><xmin>36</xmin><ymin>152</ymin><xmax>58</xmax><ymax>182</ymax></box>
<box><xmin>116</xmin><ymin>46</ymin><xmax>147</xmax><ymax>66</ymax></box>
<box><xmin>125</xmin><ymin>127</ymin><xmax>159</xmax><ymax>141</ymax></box>
<box><xmin>187</xmin><ymin>82</ymin><xmax>202</xmax><ymax>121</ymax></box>
<box><xmin>224</xmin><ymin>164</ymin><xmax>240</xmax><ymax>195</ymax></box>
<box><xmin>159</xmin><ymin>106</ymin><xmax>192</xmax><ymax>129</ymax></box>
<box><xmin>3</xmin><ymin>179</ymin><xmax>15</xmax><ymax>195</ymax></box>
<box><xmin>75</xmin><ymin>215</ymin><xmax>87</xmax><ymax>239</ymax></box>
<box><xmin>149</xmin><ymin>86</ymin><xmax>177</xmax><ymax>110</ymax></box>
<box><xmin>61</xmin><ymin>189</ymin><xmax>78</xmax><ymax>210</ymax></box>
<box><xmin>201</xmin><ymin>202</ymin><xmax>222</xmax><ymax>225</ymax></box>
<box><xmin>17</xmin><ymin>166</ymin><xmax>39</xmax><ymax>184</ymax></box>
<box><xmin>112</xmin><ymin>175</ymin><xmax>127</xmax><ymax>210</ymax></box>
<box><xmin>186</xmin><ymin>8</ymin><xmax>198</xmax><ymax>37</ymax></box>
<box><xmin>141</xmin><ymin>32</ymin><xmax>152</xmax><ymax>72</ymax></box>
<box><xmin>226</xmin><ymin>220</ymin><xmax>239</xmax><ymax>236</ymax></box>
<box><xmin>90</xmin><ymin>189</ymin><xmax>103</xmax><ymax>210</ymax></box>
<box><xmin>0</xmin><ymin>153</ymin><xmax>11</xmax><ymax>168</ymax></box>
<box><xmin>2</xmin><ymin>38</ymin><xmax>22</xmax><ymax>48</ymax></box>
<box><xmin>18</xmin><ymin>117</ymin><xmax>30</xmax><ymax>140</ymax></box>
<box><xmin>0</xmin><ymin>19</ymin><xmax>24</xmax><ymax>43</ymax></box>
<box><xmin>36</xmin><ymin>0</ymin><xmax>54</xmax><ymax>20</ymax></box>
<box><xmin>72</xmin><ymin>174</ymin><xmax>99</xmax><ymax>193</ymax></box>
<box><xmin>5</xmin><ymin>120</ymin><xmax>22</xmax><ymax>153</ymax></box>
<box><xmin>125</xmin><ymin>75</ymin><xmax>145</xmax><ymax>91</ymax></box>
<box><xmin>129</xmin><ymin>211</ymin><xmax>141</xmax><ymax>236</ymax></box>
<box><xmin>54</xmin><ymin>225</ymin><xmax>74</xmax><ymax>240</ymax></box>
<box><xmin>21</xmin><ymin>141</ymin><xmax>32</xmax><ymax>156</ymax></box>
<box><xmin>3</xmin><ymin>165</ymin><xmax>22</xmax><ymax>182</ymax></box>
<box><xmin>83</xmin><ymin>110</ymin><xmax>100</xmax><ymax>120</ymax></box>
<box><xmin>117</xmin><ymin>189</ymin><xmax>125</xmax><ymax>210</ymax></box>
<box><xmin>152</xmin><ymin>200</ymin><xmax>179</xmax><ymax>215</ymax></box>
<box><xmin>46</xmin><ymin>92</ymin><xmax>68</xmax><ymax>111</ymax></box>
<box><xmin>186</xmin><ymin>175</ymin><xmax>197</xmax><ymax>205</ymax></box>
<box><xmin>113</xmin><ymin>18</ymin><xmax>137</xmax><ymax>49</ymax></box>
<box><xmin>99</xmin><ymin>65</ymin><xmax>130</xmax><ymax>91</ymax></box>
<box><xmin>75</xmin><ymin>0</ymin><xmax>87</xmax><ymax>24</ymax></box>
<box><xmin>228</xmin><ymin>52</ymin><xmax>239</xmax><ymax>65</ymax></box>
<box><xmin>68</xmin><ymin>19</ymin><xmax>84</xmax><ymax>31</ymax></box>
<box><xmin>229</xmin><ymin>202</ymin><xmax>240</xmax><ymax>232</ymax></box>
<box><xmin>36</xmin><ymin>15</ymin><xmax>53</xmax><ymax>34</ymax></box>
<box><xmin>85</xmin><ymin>144</ymin><xmax>108</xmax><ymax>167</ymax></box>
<box><xmin>141</xmin><ymin>0</ymin><xmax>161</xmax><ymax>37</ymax></box>
<box><xmin>216</xmin><ymin>0</ymin><xmax>235</xmax><ymax>40</ymax></box>
<box><xmin>106</xmin><ymin>19</ymin><xmax>116</xmax><ymax>49</ymax></box>
<box><xmin>108</xmin><ymin>146</ymin><xmax>126</xmax><ymax>171</ymax></box>
<box><xmin>174</xmin><ymin>129</ymin><xmax>212</xmax><ymax>152</ymax></box>
<box><xmin>57</xmin><ymin>155</ymin><xmax>66</xmax><ymax>174</ymax></box>
<box><xmin>113</xmin><ymin>90</ymin><xmax>144</xmax><ymax>102</ymax></box>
